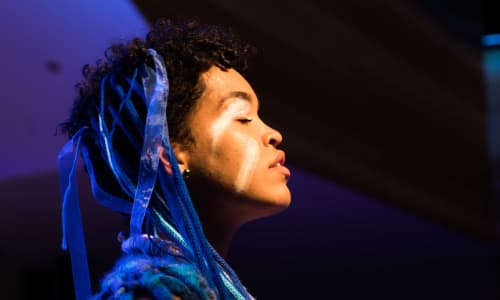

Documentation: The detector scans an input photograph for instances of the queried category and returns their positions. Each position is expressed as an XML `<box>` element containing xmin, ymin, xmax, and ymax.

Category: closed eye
<box><xmin>238</xmin><ymin>117</ymin><xmax>253</xmax><ymax>124</ymax></box>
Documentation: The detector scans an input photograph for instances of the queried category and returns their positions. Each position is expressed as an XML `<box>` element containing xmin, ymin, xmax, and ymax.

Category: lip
<box><xmin>274</xmin><ymin>164</ymin><xmax>291</xmax><ymax>178</ymax></box>
<box><xmin>270</xmin><ymin>151</ymin><xmax>291</xmax><ymax>178</ymax></box>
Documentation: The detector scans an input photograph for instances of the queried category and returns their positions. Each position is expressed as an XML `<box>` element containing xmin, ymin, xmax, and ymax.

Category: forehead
<box><xmin>199</xmin><ymin>66</ymin><xmax>258</xmax><ymax>111</ymax></box>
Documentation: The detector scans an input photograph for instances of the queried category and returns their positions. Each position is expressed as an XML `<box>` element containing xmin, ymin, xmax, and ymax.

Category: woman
<box><xmin>59</xmin><ymin>19</ymin><xmax>291</xmax><ymax>300</ymax></box>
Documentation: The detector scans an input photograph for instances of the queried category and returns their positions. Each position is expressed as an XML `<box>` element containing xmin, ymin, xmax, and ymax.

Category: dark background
<box><xmin>0</xmin><ymin>0</ymin><xmax>497</xmax><ymax>299</ymax></box>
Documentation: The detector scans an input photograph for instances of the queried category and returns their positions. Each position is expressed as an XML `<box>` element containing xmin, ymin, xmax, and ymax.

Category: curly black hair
<box><xmin>58</xmin><ymin>19</ymin><xmax>255</xmax><ymax>201</ymax></box>
<box><xmin>59</xmin><ymin>18</ymin><xmax>255</xmax><ymax>144</ymax></box>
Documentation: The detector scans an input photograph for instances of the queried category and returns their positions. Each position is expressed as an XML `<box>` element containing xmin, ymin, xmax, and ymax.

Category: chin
<box><xmin>252</xmin><ymin>187</ymin><xmax>291</xmax><ymax>217</ymax></box>
<box><xmin>271</xmin><ymin>188</ymin><xmax>292</xmax><ymax>208</ymax></box>
<box><xmin>228</xmin><ymin>183</ymin><xmax>291</xmax><ymax>222</ymax></box>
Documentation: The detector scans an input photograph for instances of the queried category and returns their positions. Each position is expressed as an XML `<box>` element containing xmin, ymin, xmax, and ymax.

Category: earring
<box><xmin>182</xmin><ymin>168</ymin><xmax>191</xmax><ymax>179</ymax></box>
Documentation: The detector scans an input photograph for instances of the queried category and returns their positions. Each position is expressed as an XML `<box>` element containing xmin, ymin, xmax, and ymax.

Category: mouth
<box><xmin>270</xmin><ymin>151</ymin><xmax>291</xmax><ymax>178</ymax></box>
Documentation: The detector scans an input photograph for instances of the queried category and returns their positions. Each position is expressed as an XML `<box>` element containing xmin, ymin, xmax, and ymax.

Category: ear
<box><xmin>160</xmin><ymin>142</ymin><xmax>190</xmax><ymax>175</ymax></box>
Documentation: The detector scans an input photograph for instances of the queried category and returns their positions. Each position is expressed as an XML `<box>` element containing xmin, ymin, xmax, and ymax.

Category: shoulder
<box><xmin>93</xmin><ymin>235</ymin><xmax>216</xmax><ymax>300</ymax></box>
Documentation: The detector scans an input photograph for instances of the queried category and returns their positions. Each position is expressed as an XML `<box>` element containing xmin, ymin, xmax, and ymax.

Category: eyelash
<box><xmin>238</xmin><ymin>117</ymin><xmax>253</xmax><ymax>124</ymax></box>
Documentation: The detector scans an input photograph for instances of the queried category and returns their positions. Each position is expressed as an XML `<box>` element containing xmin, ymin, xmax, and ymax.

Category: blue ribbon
<box><xmin>81</xmin><ymin>147</ymin><xmax>133</xmax><ymax>214</ymax></box>
<box><xmin>130</xmin><ymin>49</ymin><xmax>170</xmax><ymax>236</ymax></box>
<box><xmin>58</xmin><ymin>129</ymin><xmax>92</xmax><ymax>300</ymax></box>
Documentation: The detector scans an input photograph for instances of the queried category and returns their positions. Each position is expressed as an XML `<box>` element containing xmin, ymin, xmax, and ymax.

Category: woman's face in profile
<box><xmin>178</xmin><ymin>66</ymin><xmax>291</xmax><ymax>220</ymax></box>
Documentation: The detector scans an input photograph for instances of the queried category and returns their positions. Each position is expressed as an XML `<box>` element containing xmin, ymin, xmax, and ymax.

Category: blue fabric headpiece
<box><xmin>58</xmin><ymin>49</ymin><xmax>251</xmax><ymax>300</ymax></box>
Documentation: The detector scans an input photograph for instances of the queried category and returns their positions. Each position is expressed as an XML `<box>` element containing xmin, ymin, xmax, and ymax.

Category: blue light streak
<box><xmin>482</xmin><ymin>34</ymin><xmax>500</xmax><ymax>47</ymax></box>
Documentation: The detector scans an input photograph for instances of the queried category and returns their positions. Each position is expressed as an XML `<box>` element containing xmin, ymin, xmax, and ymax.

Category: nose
<box><xmin>264</xmin><ymin>125</ymin><xmax>283</xmax><ymax>148</ymax></box>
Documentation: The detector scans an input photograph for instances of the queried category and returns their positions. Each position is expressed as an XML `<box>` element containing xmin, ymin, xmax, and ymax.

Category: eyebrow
<box><xmin>218</xmin><ymin>91</ymin><xmax>253</xmax><ymax>110</ymax></box>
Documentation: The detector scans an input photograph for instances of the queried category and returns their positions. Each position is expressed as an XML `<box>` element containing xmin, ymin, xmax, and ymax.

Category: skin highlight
<box><xmin>210</xmin><ymin>99</ymin><xmax>252</xmax><ymax>151</ymax></box>
<box><xmin>233</xmin><ymin>135</ymin><xmax>260</xmax><ymax>193</ymax></box>
<box><xmin>210</xmin><ymin>98</ymin><xmax>259</xmax><ymax>192</ymax></box>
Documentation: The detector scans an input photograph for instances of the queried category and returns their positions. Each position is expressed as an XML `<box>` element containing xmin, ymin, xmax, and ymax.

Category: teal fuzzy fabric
<box><xmin>92</xmin><ymin>235</ymin><xmax>216</xmax><ymax>300</ymax></box>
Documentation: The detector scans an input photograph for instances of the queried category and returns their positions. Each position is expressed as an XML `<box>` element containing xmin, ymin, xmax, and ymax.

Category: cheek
<box><xmin>207</xmin><ymin>104</ymin><xmax>260</xmax><ymax>193</ymax></box>
<box><xmin>209</xmin><ymin>100</ymin><xmax>250</xmax><ymax>151</ymax></box>
<box><xmin>233</xmin><ymin>135</ymin><xmax>260</xmax><ymax>192</ymax></box>
<box><xmin>210</xmin><ymin>117</ymin><xmax>231</xmax><ymax>152</ymax></box>
<box><xmin>207</xmin><ymin>124</ymin><xmax>261</xmax><ymax>193</ymax></box>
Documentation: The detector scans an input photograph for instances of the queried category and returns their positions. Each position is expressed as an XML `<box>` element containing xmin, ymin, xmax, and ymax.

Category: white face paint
<box><xmin>209</xmin><ymin>99</ymin><xmax>259</xmax><ymax>192</ymax></box>
<box><xmin>233</xmin><ymin>135</ymin><xmax>260</xmax><ymax>192</ymax></box>
<box><xmin>210</xmin><ymin>99</ymin><xmax>251</xmax><ymax>151</ymax></box>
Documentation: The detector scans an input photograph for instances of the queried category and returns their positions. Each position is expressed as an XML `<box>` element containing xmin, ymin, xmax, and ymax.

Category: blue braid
<box><xmin>109</xmin><ymin>68</ymin><xmax>140</xmax><ymax>139</ymax></box>
<box><xmin>59</xmin><ymin>48</ymin><xmax>254</xmax><ymax>299</ymax></box>
<box><xmin>168</xmin><ymin>149</ymin><xmax>231</xmax><ymax>299</ymax></box>
<box><xmin>98</xmin><ymin>77</ymin><xmax>134</xmax><ymax>197</ymax></box>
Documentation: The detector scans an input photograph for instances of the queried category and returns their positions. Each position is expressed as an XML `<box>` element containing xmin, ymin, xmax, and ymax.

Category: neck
<box><xmin>201</xmin><ymin>215</ymin><xmax>240</xmax><ymax>258</ymax></box>
<box><xmin>190</xmin><ymin>192</ymin><xmax>248</xmax><ymax>258</ymax></box>
<box><xmin>187</xmin><ymin>180</ymin><xmax>262</xmax><ymax>258</ymax></box>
